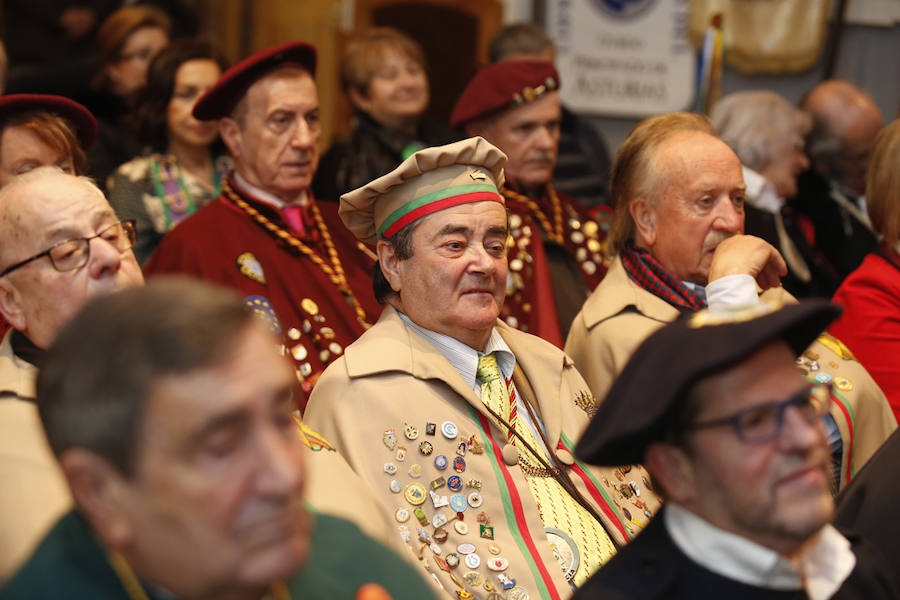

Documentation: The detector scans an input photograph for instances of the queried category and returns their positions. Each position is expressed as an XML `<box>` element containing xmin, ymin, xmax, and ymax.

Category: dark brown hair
<box><xmin>37</xmin><ymin>278</ymin><xmax>255</xmax><ymax>476</ymax></box>
<box><xmin>136</xmin><ymin>38</ymin><xmax>228</xmax><ymax>151</ymax></box>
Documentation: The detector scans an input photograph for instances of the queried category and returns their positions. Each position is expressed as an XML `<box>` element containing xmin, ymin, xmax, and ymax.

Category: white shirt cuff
<box><xmin>706</xmin><ymin>274</ymin><xmax>759</xmax><ymax>309</ymax></box>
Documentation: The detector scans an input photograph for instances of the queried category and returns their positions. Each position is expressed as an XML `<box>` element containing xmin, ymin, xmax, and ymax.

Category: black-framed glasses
<box><xmin>685</xmin><ymin>382</ymin><xmax>833</xmax><ymax>442</ymax></box>
<box><xmin>0</xmin><ymin>220</ymin><xmax>136</xmax><ymax>278</ymax></box>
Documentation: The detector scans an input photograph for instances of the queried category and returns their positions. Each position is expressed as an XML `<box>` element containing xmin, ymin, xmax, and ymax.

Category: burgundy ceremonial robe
<box><xmin>145</xmin><ymin>177</ymin><xmax>381</xmax><ymax>408</ymax></box>
<box><xmin>502</xmin><ymin>184</ymin><xmax>607</xmax><ymax>347</ymax></box>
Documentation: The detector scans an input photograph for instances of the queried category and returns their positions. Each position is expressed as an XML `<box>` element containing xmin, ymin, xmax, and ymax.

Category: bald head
<box><xmin>0</xmin><ymin>168</ymin><xmax>143</xmax><ymax>347</ymax></box>
<box><xmin>802</xmin><ymin>80</ymin><xmax>883</xmax><ymax>196</ymax></box>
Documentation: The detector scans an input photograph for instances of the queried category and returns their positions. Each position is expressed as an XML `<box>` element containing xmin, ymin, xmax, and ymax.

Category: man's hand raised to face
<box><xmin>708</xmin><ymin>235</ymin><xmax>788</xmax><ymax>290</ymax></box>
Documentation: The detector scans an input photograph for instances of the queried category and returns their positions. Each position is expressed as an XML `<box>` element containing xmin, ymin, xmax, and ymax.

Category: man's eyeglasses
<box><xmin>685</xmin><ymin>382</ymin><xmax>832</xmax><ymax>442</ymax></box>
<box><xmin>0</xmin><ymin>220</ymin><xmax>137</xmax><ymax>277</ymax></box>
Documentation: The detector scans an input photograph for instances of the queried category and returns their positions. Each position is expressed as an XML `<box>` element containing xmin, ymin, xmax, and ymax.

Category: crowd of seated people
<box><xmin>1</xmin><ymin>8</ymin><xmax>899</xmax><ymax>600</ymax></box>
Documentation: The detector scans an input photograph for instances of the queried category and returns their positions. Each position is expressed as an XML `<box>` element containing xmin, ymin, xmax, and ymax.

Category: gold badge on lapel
<box><xmin>236</xmin><ymin>251</ymin><xmax>266</xmax><ymax>284</ymax></box>
<box><xmin>574</xmin><ymin>390</ymin><xmax>600</xmax><ymax>418</ymax></box>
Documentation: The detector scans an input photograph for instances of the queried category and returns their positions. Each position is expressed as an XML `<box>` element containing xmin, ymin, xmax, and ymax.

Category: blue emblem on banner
<box><xmin>590</xmin><ymin>0</ymin><xmax>655</xmax><ymax>19</ymax></box>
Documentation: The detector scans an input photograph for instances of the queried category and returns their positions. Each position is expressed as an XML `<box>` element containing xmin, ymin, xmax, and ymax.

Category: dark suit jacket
<box><xmin>743</xmin><ymin>203</ymin><xmax>839</xmax><ymax>298</ymax></box>
<box><xmin>836</xmin><ymin>429</ymin><xmax>900</xmax><ymax>593</ymax></box>
<box><xmin>789</xmin><ymin>169</ymin><xmax>877</xmax><ymax>286</ymax></box>
<box><xmin>574</xmin><ymin>507</ymin><xmax>898</xmax><ymax>600</ymax></box>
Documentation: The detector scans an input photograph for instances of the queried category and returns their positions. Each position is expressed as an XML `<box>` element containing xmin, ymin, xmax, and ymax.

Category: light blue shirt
<box><xmin>397</xmin><ymin>312</ymin><xmax>550</xmax><ymax>448</ymax></box>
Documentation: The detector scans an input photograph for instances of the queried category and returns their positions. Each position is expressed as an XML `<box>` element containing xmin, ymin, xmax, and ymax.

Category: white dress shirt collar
<box><xmin>742</xmin><ymin>166</ymin><xmax>785</xmax><ymax>214</ymax></box>
<box><xmin>665</xmin><ymin>503</ymin><xmax>855</xmax><ymax>599</ymax></box>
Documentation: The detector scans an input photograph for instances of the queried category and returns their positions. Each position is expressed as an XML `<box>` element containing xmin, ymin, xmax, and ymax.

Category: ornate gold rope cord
<box><xmin>222</xmin><ymin>178</ymin><xmax>369</xmax><ymax>326</ymax></box>
<box><xmin>503</xmin><ymin>185</ymin><xmax>564</xmax><ymax>245</ymax></box>
<box><xmin>476</xmin><ymin>397</ymin><xmax>614</xmax><ymax>542</ymax></box>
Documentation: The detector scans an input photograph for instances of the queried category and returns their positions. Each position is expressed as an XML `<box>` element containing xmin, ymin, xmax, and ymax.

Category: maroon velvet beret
<box><xmin>193</xmin><ymin>41</ymin><xmax>317</xmax><ymax>121</ymax></box>
<box><xmin>0</xmin><ymin>94</ymin><xmax>98</xmax><ymax>148</ymax></box>
<box><xmin>450</xmin><ymin>61</ymin><xmax>561</xmax><ymax>129</ymax></box>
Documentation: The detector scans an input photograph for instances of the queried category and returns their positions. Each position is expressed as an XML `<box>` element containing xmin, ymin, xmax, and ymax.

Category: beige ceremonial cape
<box><xmin>0</xmin><ymin>331</ymin><xmax>71</xmax><ymax>582</ymax></box>
<box><xmin>305</xmin><ymin>307</ymin><xmax>660</xmax><ymax>600</ymax></box>
<box><xmin>566</xmin><ymin>257</ymin><xmax>897</xmax><ymax>489</ymax></box>
<box><xmin>299</xmin><ymin>420</ymin><xmax>410</xmax><ymax>554</ymax></box>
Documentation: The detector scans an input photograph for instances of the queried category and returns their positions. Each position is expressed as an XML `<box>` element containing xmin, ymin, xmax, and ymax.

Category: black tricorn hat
<box><xmin>575</xmin><ymin>300</ymin><xmax>841</xmax><ymax>466</ymax></box>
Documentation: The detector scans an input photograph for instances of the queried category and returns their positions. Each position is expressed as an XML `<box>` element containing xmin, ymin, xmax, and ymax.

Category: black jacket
<box><xmin>575</xmin><ymin>507</ymin><xmax>899</xmax><ymax>600</ymax></box>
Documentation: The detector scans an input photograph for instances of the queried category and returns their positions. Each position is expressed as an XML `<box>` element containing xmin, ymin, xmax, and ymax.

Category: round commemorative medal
<box><xmin>404</xmin><ymin>482</ymin><xmax>427</xmax><ymax>506</ymax></box>
<box><xmin>545</xmin><ymin>526</ymin><xmax>579</xmax><ymax>582</ymax></box>
<box><xmin>449</xmin><ymin>494</ymin><xmax>468</xmax><ymax>512</ymax></box>
<box><xmin>441</xmin><ymin>421</ymin><xmax>459</xmax><ymax>439</ymax></box>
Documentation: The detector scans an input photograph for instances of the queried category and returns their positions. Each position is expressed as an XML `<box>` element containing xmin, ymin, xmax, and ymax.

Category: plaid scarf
<box><xmin>620</xmin><ymin>243</ymin><xmax>707</xmax><ymax>311</ymax></box>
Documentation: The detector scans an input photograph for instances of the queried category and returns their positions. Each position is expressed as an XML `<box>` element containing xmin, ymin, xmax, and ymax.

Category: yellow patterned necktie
<box><xmin>476</xmin><ymin>353</ymin><xmax>616</xmax><ymax>585</ymax></box>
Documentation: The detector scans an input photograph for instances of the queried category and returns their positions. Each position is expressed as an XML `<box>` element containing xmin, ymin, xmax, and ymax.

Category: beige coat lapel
<box><xmin>581</xmin><ymin>256</ymin><xmax>679</xmax><ymax>329</ymax></box>
<box><xmin>344</xmin><ymin>306</ymin><xmax>499</xmax><ymax>427</ymax></box>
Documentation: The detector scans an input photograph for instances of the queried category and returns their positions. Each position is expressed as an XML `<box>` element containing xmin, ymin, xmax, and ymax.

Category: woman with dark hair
<box><xmin>107</xmin><ymin>38</ymin><xmax>230</xmax><ymax>265</ymax></box>
<box><xmin>83</xmin><ymin>4</ymin><xmax>171</xmax><ymax>187</ymax></box>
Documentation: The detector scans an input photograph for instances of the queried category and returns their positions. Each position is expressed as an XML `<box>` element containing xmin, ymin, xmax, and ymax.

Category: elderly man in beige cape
<box><xmin>565</xmin><ymin>113</ymin><xmax>896</xmax><ymax>491</ymax></box>
<box><xmin>305</xmin><ymin>137</ymin><xmax>660</xmax><ymax>600</ymax></box>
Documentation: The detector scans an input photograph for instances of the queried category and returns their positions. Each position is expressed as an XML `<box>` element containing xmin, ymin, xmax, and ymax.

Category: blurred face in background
<box><xmin>351</xmin><ymin>47</ymin><xmax>429</xmax><ymax>132</ymax></box>
<box><xmin>109</xmin><ymin>25</ymin><xmax>170</xmax><ymax>95</ymax></box>
<box><xmin>472</xmin><ymin>92</ymin><xmax>561</xmax><ymax>189</ymax></box>
<box><xmin>760</xmin><ymin>136</ymin><xmax>810</xmax><ymax>199</ymax></box>
<box><xmin>167</xmin><ymin>59</ymin><xmax>222</xmax><ymax>151</ymax></box>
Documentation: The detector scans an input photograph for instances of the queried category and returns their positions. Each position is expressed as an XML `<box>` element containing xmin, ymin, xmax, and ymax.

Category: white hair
<box><xmin>711</xmin><ymin>91</ymin><xmax>811</xmax><ymax>171</ymax></box>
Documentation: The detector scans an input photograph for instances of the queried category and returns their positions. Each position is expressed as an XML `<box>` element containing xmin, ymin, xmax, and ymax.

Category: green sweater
<box><xmin>1</xmin><ymin>510</ymin><xmax>436</xmax><ymax>600</ymax></box>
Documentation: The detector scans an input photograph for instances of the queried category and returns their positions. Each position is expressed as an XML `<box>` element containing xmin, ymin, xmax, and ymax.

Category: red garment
<box><xmin>502</xmin><ymin>185</ymin><xmax>607</xmax><ymax>347</ymax></box>
<box><xmin>145</xmin><ymin>177</ymin><xmax>380</xmax><ymax>409</ymax></box>
<box><xmin>0</xmin><ymin>317</ymin><xmax>8</xmax><ymax>338</ymax></box>
<box><xmin>830</xmin><ymin>252</ymin><xmax>900</xmax><ymax>422</ymax></box>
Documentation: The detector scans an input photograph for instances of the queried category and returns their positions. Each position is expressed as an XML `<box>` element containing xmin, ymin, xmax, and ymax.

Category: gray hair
<box><xmin>711</xmin><ymin>91</ymin><xmax>811</xmax><ymax>171</ymax></box>
<box><xmin>488</xmin><ymin>23</ymin><xmax>554</xmax><ymax>63</ymax></box>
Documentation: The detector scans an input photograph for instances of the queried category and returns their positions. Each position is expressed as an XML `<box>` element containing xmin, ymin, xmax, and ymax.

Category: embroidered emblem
<box><xmin>574</xmin><ymin>390</ymin><xmax>600</xmax><ymax>418</ymax></box>
<box><xmin>295</xmin><ymin>419</ymin><xmax>335</xmax><ymax>452</ymax></box>
<box><xmin>236</xmin><ymin>251</ymin><xmax>266</xmax><ymax>284</ymax></box>
<box><xmin>242</xmin><ymin>296</ymin><xmax>281</xmax><ymax>334</ymax></box>
<box><xmin>817</xmin><ymin>333</ymin><xmax>857</xmax><ymax>361</ymax></box>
